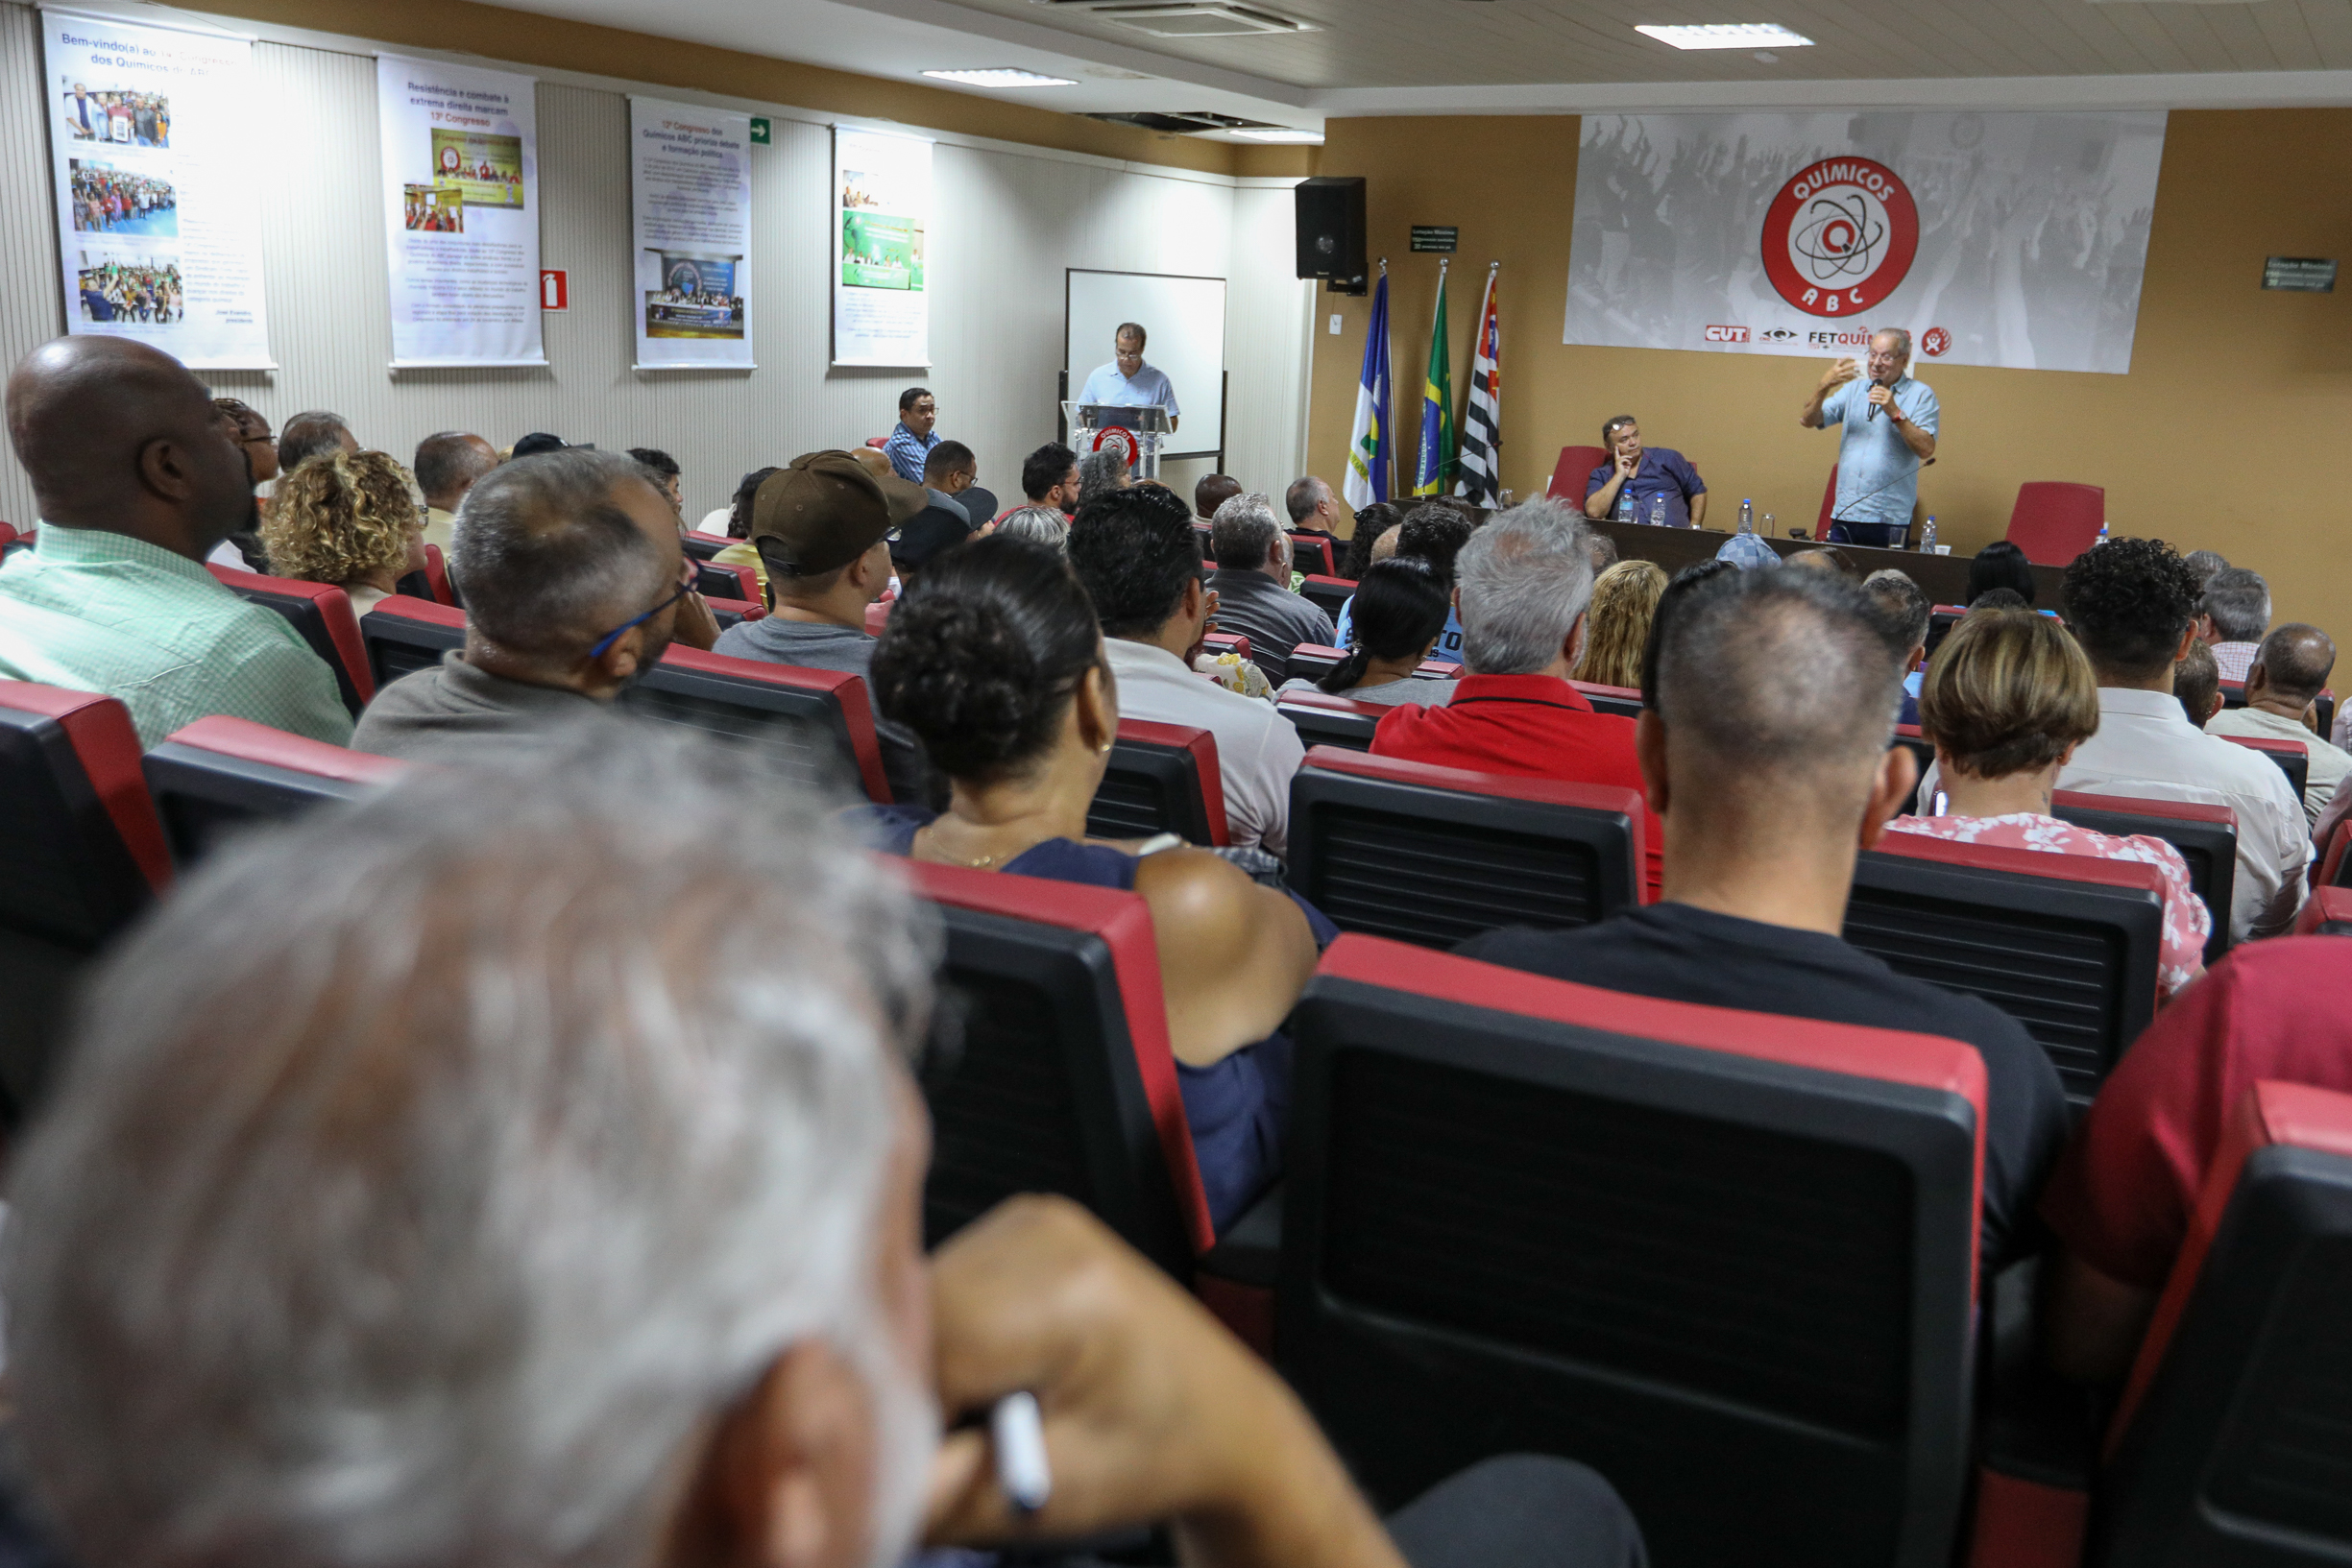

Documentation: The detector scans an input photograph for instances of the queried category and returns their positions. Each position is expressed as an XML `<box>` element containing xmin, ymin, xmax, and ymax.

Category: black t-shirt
<box><xmin>1455</xmin><ymin>902</ymin><xmax>2069</xmax><ymax>1272</ymax></box>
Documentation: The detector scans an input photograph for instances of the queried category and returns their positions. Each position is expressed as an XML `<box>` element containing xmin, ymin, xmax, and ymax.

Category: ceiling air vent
<box><xmin>1043</xmin><ymin>3</ymin><xmax>1317</xmax><ymax>36</ymax></box>
<box><xmin>1081</xmin><ymin>110</ymin><xmax>1283</xmax><ymax>133</ymax></box>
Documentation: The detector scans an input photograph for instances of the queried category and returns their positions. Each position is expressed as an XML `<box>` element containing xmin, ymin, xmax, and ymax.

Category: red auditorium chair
<box><xmin>358</xmin><ymin>595</ymin><xmax>467</xmax><ymax>688</ymax></box>
<box><xmin>2003</xmin><ymin>482</ymin><xmax>2105</xmax><ymax>567</ymax></box>
<box><xmin>1300</xmin><ymin>572</ymin><xmax>1356</xmax><ymax>615</ymax></box>
<box><xmin>2095</xmin><ymin>1081</ymin><xmax>2352</xmax><ymax>1566</ymax></box>
<box><xmin>1</xmin><ymin>523</ymin><xmax>34</xmax><ymax>558</ymax></box>
<box><xmin>2218</xmin><ymin>679</ymin><xmax>2247</xmax><ymax>712</ymax></box>
<box><xmin>1088</xmin><ymin>719</ymin><xmax>1225</xmax><ymax>845</ymax></box>
<box><xmin>1287</xmin><ymin>533</ymin><xmax>1336</xmax><ymax>577</ymax></box>
<box><xmin>1273</xmin><ymin>689</ymin><xmax>1385</xmax><ymax>751</ymax></box>
<box><xmin>863</xmin><ymin>598</ymin><xmax>892</xmax><ymax>637</ymax></box>
<box><xmin>1569</xmin><ymin>679</ymin><xmax>1642</xmax><ymax>718</ymax></box>
<box><xmin>1275</xmin><ymin>934</ymin><xmax>1984</xmax><ymax>1564</ymax></box>
<box><xmin>694</xmin><ymin>559</ymin><xmax>760</xmax><ymax>603</ymax></box>
<box><xmin>1544</xmin><ymin>444</ymin><xmax>1610</xmax><ymax>503</ymax></box>
<box><xmin>0</xmin><ymin>681</ymin><xmax>173</xmax><ymax>1118</ymax></box>
<box><xmin>681</xmin><ymin>530</ymin><xmax>732</xmax><ymax>563</ymax></box>
<box><xmin>143</xmin><ymin>715</ymin><xmax>406</xmax><ymax>866</ymax></box>
<box><xmin>2318</xmin><ymin>818</ymin><xmax>2350</xmax><ymax>889</ymax></box>
<box><xmin>1285</xmin><ymin>643</ymin><xmax>1346</xmax><ymax>685</ymax></box>
<box><xmin>2216</xmin><ymin>732</ymin><xmax>2309</xmax><ymax>799</ymax></box>
<box><xmin>1845</xmin><ymin>831</ymin><xmax>2166</xmax><ymax>1104</ymax></box>
<box><xmin>863</xmin><ymin>436</ymin><xmax>886</xmax><ymax>449</ymax></box>
<box><xmin>2294</xmin><ymin>885</ymin><xmax>2352</xmax><ymax>935</ymax></box>
<box><xmin>207</xmin><ymin>564</ymin><xmax>376</xmax><ymax>715</ymax></box>
<box><xmin>618</xmin><ymin>645</ymin><xmax>892</xmax><ymax>805</ymax></box>
<box><xmin>2051</xmin><ymin>790</ymin><xmax>2238</xmax><ymax>962</ymax></box>
<box><xmin>701</xmin><ymin>594</ymin><xmax>765</xmax><ymax>631</ymax></box>
<box><xmin>1286</xmin><ymin>747</ymin><xmax>1643</xmax><ymax>947</ymax></box>
<box><xmin>394</xmin><ymin>543</ymin><xmax>459</xmax><ymax>608</ymax></box>
<box><xmin>1416</xmin><ymin>658</ymin><xmax>1462</xmax><ymax>680</ymax></box>
<box><xmin>1200</xmin><ymin>630</ymin><xmax>1253</xmax><ymax>664</ymax></box>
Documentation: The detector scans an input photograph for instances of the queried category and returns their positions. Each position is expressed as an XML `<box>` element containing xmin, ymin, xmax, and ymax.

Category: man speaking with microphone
<box><xmin>1799</xmin><ymin>327</ymin><xmax>1938</xmax><ymax>548</ymax></box>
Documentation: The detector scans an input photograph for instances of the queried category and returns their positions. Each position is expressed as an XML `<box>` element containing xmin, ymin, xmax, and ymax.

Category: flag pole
<box><xmin>1377</xmin><ymin>257</ymin><xmax>1391</xmax><ymax>501</ymax></box>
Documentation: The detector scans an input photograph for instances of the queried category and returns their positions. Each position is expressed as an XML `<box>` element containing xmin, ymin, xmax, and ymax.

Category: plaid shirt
<box><xmin>0</xmin><ymin>525</ymin><xmax>352</xmax><ymax>746</ymax></box>
<box><xmin>883</xmin><ymin>422</ymin><xmax>938</xmax><ymax>484</ymax></box>
<box><xmin>2211</xmin><ymin>640</ymin><xmax>2260</xmax><ymax>683</ymax></box>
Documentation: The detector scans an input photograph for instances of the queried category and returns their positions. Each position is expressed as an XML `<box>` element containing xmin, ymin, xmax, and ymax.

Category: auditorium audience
<box><xmin>867</xmin><ymin>537</ymin><xmax>1324</xmax><ymax>1229</ymax></box>
<box><xmin>1888</xmin><ymin>610</ymin><xmax>2208</xmax><ymax>999</ymax></box>
<box><xmin>710</xmin><ymin>452</ymin><xmax>929</xmax><ymax>802</ymax></box>
<box><xmin>1337</xmin><ymin>503</ymin><xmax>1472</xmax><ymax>663</ymax></box>
<box><xmin>276</xmin><ymin>408</ymin><xmax>357</xmax><ymax>473</ymax></box>
<box><xmin>711</xmin><ymin>463</ymin><xmax>781</xmax><ymax>591</ymax></box>
<box><xmin>1067</xmin><ymin>484</ymin><xmax>1304</xmax><ymax>856</ymax></box>
<box><xmin>922</xmin><ymin>440</ymin><xmax>980</xmax><ymax>525</ymax></box>
<box><xmin>2049</xmin><ymin>538</ymin><xmax>2306</xmax><ymax>940</ymax></box>
<box><xmin>1637</xmin><ymin>560</ymin><xmax>1734</xmax><ymax>711</ymax></box>
<box><xmin>1570</xmin><ymin>559</ymin><xmax>1666</xmax><ymax>690</ymax></box>
<box><xmin>1077</xmin><ymin>448</ymin><xmax>1130</xmax><ymax>507</ymax></box>
<box><xmin>2181</xmin><ymin>547</ymin><xmax>2230</xmax><ymax>591</ymax></box>
<box><xmin>1586</xmin><ymin>531</ymin><xmax>1619</xmax><ymax>575</ymax></box>
<box><xmin>1284</xmin><ymin>473</ymin><xmax>1347</xmax><ymax>545</ymax></box>
<box><xmin>993</xmin><ymin>503</ymin><xmax>1069</xmax><ymax>553</ymax></box>
<box><xmin>1458</xmin><ymin>567</ymin><xmax>2068</xmax><ymax>1269</ymax></box>
<box><xmin>3</xmin><ymin>726</ymin><xmax>1487</xmax><ymax>1568</ymax></box>
<box><xmin>2316</xmin><ymin>776</ymin><xmax>2352</xmax><ymax>885</ymax></box>
<box><xmin>259</xmin><ymin>449</ymin><xmax>428</xmax><ymax>619</ymax></box>
<box><xmin>352</xmin><ymin>449</ymin><xmax>706</xmax><ymax>761</ymax></box>
<box><xmin>1371</xmin><ymin>498</ymin><xmax>1662</xmax><ymax>898</ymax></box>
<box><xmin>2172</xmin><ymin>638</ymin><xmax>2223</xmax><ymax>728</ymax></box>
<box><xmin>511</xmin><ymin>431</ymin><xmax>570</xmax><ymax>458</ymax></box>
<box><xmin>1967</xmin><ymin>539</ymin><xmax>2038</xmax><ymax>607</ymax></box>
<box><xmin>1786</xmin><ymin>545</ymin><xmax>1857</xmax><ymax>578</ymax></box>
<box><xmin>412</xmin><ymin>430</ymin><xmax>499</xmax><ymax>553</ymax></box>
<box><xmin>627</xmin><ymin>446</ymin><xmax>684</xmax><ymax>518</ymax></box>
<box><xmin>1277</xmin><ymin>558</ymin><xmax>1452</xmax><ymax>706</ymax></box>
<box><xmin>1969</xmin><ymin>586</ymin><xmax>2029</xmax><ymax>614</ymax></box>
<box><xmin>1339</xmin><ymin>499</ymin><xmax>1402</xmax><ymax>579</ymax></box>
<box><xmin>883</xmin><ymin>384</ymin><xmax>937</xmax><ymax>481</ymax></box>
<box><xmin>1021</xmin><ymin>440</ymin><xmax>1079</xmax><ymax>514</ymax></box>
<box><xmin>1714</xmin><ymin>529</ymin><xmax>1779</xmax><ymax>570</ymax></box>
<box><xmin>1196</xmin><ymin>472</ymin><xmax>1243</xmax><ymax>524</ymax></box>
<box><xmin>1860</xmin><ymin>567</ymin><xmax>1929</xmax><ymax>725</ymax></box>
<box><xmin>209</xmin><ymin>396</ymin><xmax>277</xmax><ymax>571</ymax></box>
<box><xmin>2203</xmin><ymin>623</ymin><xmax>2350</xmax><ymax>825</ymax></box>
<box><xmin>2196</xmin><ymin>566</ymin><xmax>2270</xmax><ymax>682</ymax></box>
<box><xmin>0</xmin><ymin>336</ymin><xmax>352</xmax><ymax>746</ymax></box>
<box><xmin>2041</xmin><ymin>937</ymin><xmax>2352</xmax><ymax>1385</ymax></box>
<box><xmin>1206</xmin><ymin>492</ymin><xmax>1337</xmax><ymax>684</ymax></box>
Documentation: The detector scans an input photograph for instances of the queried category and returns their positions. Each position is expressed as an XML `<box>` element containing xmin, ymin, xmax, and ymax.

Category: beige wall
<box><xmin>1305</xmin><ymin>110</ymin><xmax>2352</xmax><ymax>654</ymax></box>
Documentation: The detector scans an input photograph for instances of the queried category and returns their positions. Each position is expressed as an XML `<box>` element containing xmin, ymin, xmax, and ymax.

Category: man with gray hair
<box><xmin>1458</xmin><ymin>567</ymin><xmax>2067</xmax><ymax>1269</ymax></box>
<box><xmin>1285</xmin><ymin>472</ymin><xmax>1346</xmax><ymax>543</ymax></box>
<box><xmin>1799</xmin><ymin>326</ymin><xmax>1938</xmax><ymax>548</ymax></box>
<box><xmin>2194</xmin><ymin>565</ymin><xmax>2270</xmax><ymax>682</ymax></box>
<box><xmin>1206</xmin><ymin>491</ymin><xmax>1336</xmax><ymax>684</ymax></box>
<box><xmin>2204</xmin><ymin>622</ymin><xmax>2350</xmax><ymax>825</ymax></box>
<box><xmin>1859</xmin><ymin>567</ymin><xmax>1931</xmax><ymax>726</ymax></box>
<box><xmin>1372</xmin><ymin>496</ymin><xmax>1661</xmax><ymax>897</ymax></box>
<box><xmin>0</xmin><ymin>724</ymin><xmax>1467</xmax><ymax>1568</ymax></box>
<box><xmin>352</xmin><ymin>448</ymin><xmax>713</xmax><ymax>762</ymax></box>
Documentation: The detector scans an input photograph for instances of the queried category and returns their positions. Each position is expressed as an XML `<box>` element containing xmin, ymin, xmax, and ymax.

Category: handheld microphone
<box><xmin>1866</xmin><ymin>373</ymin><xmax>1882</xmax><ymax>421</ymax></box>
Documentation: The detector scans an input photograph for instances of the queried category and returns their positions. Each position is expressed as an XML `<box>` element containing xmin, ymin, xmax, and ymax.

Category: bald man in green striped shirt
<box><xmin>0</xmin><ymin>337</ymin><xmax>350</xmax><ymax>747</ymax></box>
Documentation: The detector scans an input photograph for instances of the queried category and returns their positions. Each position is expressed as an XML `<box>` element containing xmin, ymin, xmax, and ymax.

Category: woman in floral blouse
<box><xmin>1889</xmin><ymin>608</ymin><xmax>2210</xmax><ymax>999</ymax></box>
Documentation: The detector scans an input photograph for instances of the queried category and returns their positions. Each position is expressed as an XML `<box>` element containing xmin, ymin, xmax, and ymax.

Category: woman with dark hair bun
<box><xmin>1967</xmin><ymin>540</ymin><xmax>2037</xmax><ymax>607</ymax></box>
<box><xmin>865</xmin><ymin>534</ymin><xmax>1328</xmax><ymax>1230</ymax></box>
<box><xmin>1277</xmin><ymin>558</ymin><xmax>1449</xmax><ymax>705</ymax></box>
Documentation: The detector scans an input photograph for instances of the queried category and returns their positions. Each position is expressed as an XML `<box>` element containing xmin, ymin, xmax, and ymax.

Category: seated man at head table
<box><xmin>0</xmin><ymin>724</ymin><xmax>1648</xmax><ymax>1568</ymax></box>
<box><xmin>1582</xmin><ymin>414</ymin><xmax>1707</xmax><ymax>530</ymax></box>
<box><xmin>352</xmin><ymin>447</ymin><xmax>722</xmax><ymax>762</ymax></box>
<box><xmin>1455</xmin><ymin>566</ymin><xmax>2069</xmax><ymax>1272</ymax></box>
<box><xmin>0</xmin><ymin>335</ymin><xmax>352</xmax><ymax>746</ymax></box>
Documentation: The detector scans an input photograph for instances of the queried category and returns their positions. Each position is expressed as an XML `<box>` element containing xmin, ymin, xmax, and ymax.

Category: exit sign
<box><xmin>750</xmin><ymin>116</ymin><xmax>771</xmax><ymax>144</ymax></box>
<box><xmin>540</xmin><ymin>270</ymin><xmax>568</xmax><ymax>310</ymax></box>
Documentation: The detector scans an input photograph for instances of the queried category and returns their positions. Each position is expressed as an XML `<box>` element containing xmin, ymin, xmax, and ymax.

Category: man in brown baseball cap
<box><xmin>715</xmin><ymin>451</ymin><xmax>928</xmax><ymax>803</ymax></box>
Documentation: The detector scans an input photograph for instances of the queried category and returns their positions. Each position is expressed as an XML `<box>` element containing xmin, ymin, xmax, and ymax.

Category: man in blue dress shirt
<box><xmin>1079</xmin><ymin>323</ymin><xmax>1179</xmax><ymax>431</ymax></box>
<box><xmin>1581</xmin><ymin>415</ymin><xmax>1707</xmax><ymax>529</ymax></box>
<box><xmin>1801</xmin><ymin>327</ymin><xmax>1939</xmax><ymax>548</ymax></box>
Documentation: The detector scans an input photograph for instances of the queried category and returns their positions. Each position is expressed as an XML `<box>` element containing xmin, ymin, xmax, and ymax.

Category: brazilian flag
<box><xmin>1412</xmin><ymin>268</ymin><xmax>1455</xmax><ymax>496</ymax></box>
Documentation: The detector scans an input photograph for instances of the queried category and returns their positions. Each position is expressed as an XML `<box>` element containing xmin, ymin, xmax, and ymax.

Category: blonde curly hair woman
<box><xmin>260</xmin><ymin>450</ymin><xmax>426</xmax><ymax>617</ymax></box>
<box><xmin>1570</xmin><ymin>557</ymin><xmax>1667</xmax><ymax>689</ymax></box>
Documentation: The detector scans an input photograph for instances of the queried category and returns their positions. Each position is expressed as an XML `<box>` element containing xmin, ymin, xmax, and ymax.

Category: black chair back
<box><xmin>1086</xmin><ymin>720</ymin><xmax>1224</xmax><ymax>845</ymax></box>
<box><xmin>2050</xmin><ymin>790</ymin><xmax>2238</xmax><ymax>962</ymax></box>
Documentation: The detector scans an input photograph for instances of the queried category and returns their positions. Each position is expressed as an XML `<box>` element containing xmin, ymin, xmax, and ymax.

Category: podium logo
<box><xmin>1761</xmin><ymin>156</ymin><xmax>1919</xmax><ymax>319</ymax></box>
<box><xmin>1703</xmin><ymin>325</ymin><xmax>1749</xmax><ymax>343</ymax></box>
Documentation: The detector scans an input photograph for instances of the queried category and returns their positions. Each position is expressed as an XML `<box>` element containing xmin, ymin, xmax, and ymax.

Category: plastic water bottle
<box><xmin>1648</xmin><ymin>493</ymin><xmax>1666</xmax><ymax>527</ymax></box>
<box><xmin>1920</xmin><ymin>516</ymin><xmax>1937</xmax><ymax>553</ymax></box>
<box><xmin>1614</xmin><ymin>483</ymin><xmax>1634</xmax><ymax>523</ymax></box>
<box><xmin>2098</xmin><ymin>519</ymin><xmax>2110</xmax><ymax>544</ymax></box>
<box><xmin>1738</xmin><ymin>497</ymin><xmax>1755</xmax><ymax>534</ymax></box>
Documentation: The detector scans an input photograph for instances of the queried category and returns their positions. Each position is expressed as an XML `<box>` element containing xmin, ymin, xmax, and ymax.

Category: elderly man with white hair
<box><xmin>1370</xmin><ymin>497</ymin><xmax>1662</xmax><ymax>898</ymax></box>
<box><xmin>1799</xmin><ymin>326</ymin><xmax>1938</xmax><ymax>549</ymax></box>
<box><xmin>1205</xmin><ymin>490</ymin><xmax>1336</xmax><ymax>685</ymax></box>
<box><xmin>0</xmin><ymin>722</ymin><xmax>1647</xmax><ymax>1568</ymax></box>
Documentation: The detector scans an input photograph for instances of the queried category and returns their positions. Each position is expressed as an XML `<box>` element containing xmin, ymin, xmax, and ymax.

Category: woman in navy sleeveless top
<box><xmin>862</xmin><ymin>535</ymin><xmax>1330</xmax><ymax>1233</ymax></box>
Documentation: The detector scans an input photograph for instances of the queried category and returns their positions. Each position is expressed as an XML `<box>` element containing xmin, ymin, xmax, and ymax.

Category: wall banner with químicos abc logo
<box><xmin>1564</xmin><ymin>111</ymin><xmax>2167</xmax><ymax>374</ymax></box>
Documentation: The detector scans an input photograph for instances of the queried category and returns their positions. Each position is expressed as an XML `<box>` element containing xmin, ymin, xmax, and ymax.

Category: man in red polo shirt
<box><xmin>1372</xmin><ymin>497</ymin><xmax>1662</xmax><ymax>898</ymax></box>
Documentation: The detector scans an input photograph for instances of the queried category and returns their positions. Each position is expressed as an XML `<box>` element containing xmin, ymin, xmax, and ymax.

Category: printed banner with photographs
<box><xmin>630</xmin><ymin>97</ymin><xmax>752</xmax><ymax>370</ymax></box>
<box><xmin>376</xmin><ymin>54</ymin><xmax>543</xmax><ymax>367</ymax></box>
<box><xmin>833</xmin><ymin>126</ymin><xmax>930</xmax><ymax>367</ymax></box>
<box><xmin>41</xmin><ymin>10</ymin><xmax>273</xmax><ymax>370</ymax></box>
<box><xmin>1564</xmin><ymin>111</ymin><xmax>2168</xmax><ymax>374</ymax></box>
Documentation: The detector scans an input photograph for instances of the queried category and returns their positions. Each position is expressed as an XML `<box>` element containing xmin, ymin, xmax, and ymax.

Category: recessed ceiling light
<box><xmin>920</xmin><ymin>67</ymin><xmax>1079</xmax><ymax>86</ymax></box>
<box><xmin>1231</xmin><ymin>127</ymin><xmax>1325</xmax><ymax>142</ymax></box>
<box><xmin>1634</xmin><ymin>23</ymin><xmax>1815</xmax><ymax>49</ymax></box>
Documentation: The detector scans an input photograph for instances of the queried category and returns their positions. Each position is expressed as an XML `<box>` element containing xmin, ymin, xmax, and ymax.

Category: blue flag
<box><xmin>1344</xmin><ymin>270</ymin><xmax>1391</xmax><ymax>510</ymax></box>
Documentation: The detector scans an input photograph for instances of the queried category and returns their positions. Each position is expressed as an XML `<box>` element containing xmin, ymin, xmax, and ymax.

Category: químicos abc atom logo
<box><xmin>1760</xmin><ymin>157</ymin><xmax>1919</xmax><ymax>319</ymax></box>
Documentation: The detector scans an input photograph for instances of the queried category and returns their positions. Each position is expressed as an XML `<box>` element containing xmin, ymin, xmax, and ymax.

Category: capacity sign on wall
<box><xmin>1564</xmin><ymin>111</ymin><xmax>2168</xmax><ymax>374</ymax></box>
<box><xmin>376</xmin><ymin>54</ymin><xmax>544</xmax><ymax>368</ymax></box>
<box><xmin>631</xmin><ymin>97</ymin><xmax>752</xmax><ymax>371</ymax></box>
<box><xmin>42</xmin><ymin>10</ymin><xmax>274</xmax><ymax>370</ymax></box>
<box><xmin>833</xmin><ymin>126</ymin><xmax>931</xmax><ymax>367</ymax></box>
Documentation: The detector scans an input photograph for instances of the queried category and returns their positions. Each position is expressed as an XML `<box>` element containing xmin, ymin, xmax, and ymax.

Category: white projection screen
<box><xmin>1064</xmin><ymin>268</ymin><xmax>1226</xmax><ymax>459</ymax></box>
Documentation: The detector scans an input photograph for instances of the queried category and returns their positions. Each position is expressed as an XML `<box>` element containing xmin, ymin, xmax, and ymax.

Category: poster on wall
<box><xmin>630</xmin><ymin>97</ymin><xmax>752</xmax><ymax>371</ymax></box>
<box><xmin>40</xmin><ymin>10</ymin><xmax>274</xmax><ymax>370</ymax></box>
<box><xmin>1564</xmin><ymin>111</ymin><xmax>2168</xmax><ymax>374</ymax></box>
<box><xmin>376</xmin><ymin>54</ymin><xmax>544</xmax><ymax>367</ymax></box>
<box><xmin>833</xmin><ymin>126</ymin><xmax>931</xmax><ymax>367</ymax></box>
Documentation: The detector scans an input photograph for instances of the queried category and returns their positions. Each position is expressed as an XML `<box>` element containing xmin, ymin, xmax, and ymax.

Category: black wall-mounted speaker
<box><xmin>1296</xmin><ymin>177</ymin><xmax>1367</xmax><ymax>292</ymax></box>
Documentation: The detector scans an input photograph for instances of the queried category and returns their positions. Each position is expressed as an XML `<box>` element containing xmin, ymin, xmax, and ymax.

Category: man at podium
<box><xmin>1079</xmin><ymin>322</ymin><xmax>1180</xmax><ymax>431</ymax></box>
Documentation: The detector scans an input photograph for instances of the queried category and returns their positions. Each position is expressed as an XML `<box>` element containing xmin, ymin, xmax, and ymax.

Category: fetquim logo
<box><xmin>1760</xmin><ymin>157</ymin><xmax>1919</xmax><ymax>318</ymax></box>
